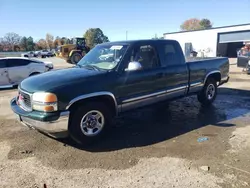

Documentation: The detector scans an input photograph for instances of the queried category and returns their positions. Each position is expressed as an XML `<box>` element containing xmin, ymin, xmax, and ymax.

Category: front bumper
<box><xmin>10</xmin><ymin>98</ymin><xmax>70</xmax><ymax>138</ymax></box>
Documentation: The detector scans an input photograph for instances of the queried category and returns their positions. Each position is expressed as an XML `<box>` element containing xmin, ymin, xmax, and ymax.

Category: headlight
<box><xmin>32</xmin><ymin>92</ymin><xmax>58</xmax><ymax>112</ymax></box>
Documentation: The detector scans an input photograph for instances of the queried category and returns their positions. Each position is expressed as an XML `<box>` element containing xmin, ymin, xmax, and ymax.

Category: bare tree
<box><xmin>36</xmin><ymin>39</ymin><xmax>47</xmax><ymax>50</ymax></box>
<box><xmin>46</xmin><ymin>33</ymin><xmax>54</xmax><ymax>50</ymax></box>
<box><xmin>3</xmin><ymin>32</ymin><xmax>21</xmax><ymax>51</ymax></box>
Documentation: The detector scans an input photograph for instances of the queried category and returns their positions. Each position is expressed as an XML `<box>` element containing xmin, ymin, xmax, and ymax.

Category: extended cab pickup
<box><xmin>10</xmin><ymin>39</ymin><xmax>229</xmax><ymax>145</ymax></box>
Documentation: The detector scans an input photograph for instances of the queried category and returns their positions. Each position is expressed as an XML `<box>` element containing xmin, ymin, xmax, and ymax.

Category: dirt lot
<box><xmin>1</xmin><ymin>58</ymin><xmax>250</xmax><ymax>188</ymax></box>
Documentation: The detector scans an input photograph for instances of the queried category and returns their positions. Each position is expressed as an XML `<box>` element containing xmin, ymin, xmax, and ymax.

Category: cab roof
<box><xmin>98</xmin><ymin>39</ymin><xmax>176</xmax><ymax>46</ymax></box>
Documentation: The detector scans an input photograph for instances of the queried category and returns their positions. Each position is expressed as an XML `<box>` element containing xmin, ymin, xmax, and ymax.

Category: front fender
<box><xmin>69</xmin><ymin>50</ymin><xmax>81</xmax><ymax>57</ymax></box>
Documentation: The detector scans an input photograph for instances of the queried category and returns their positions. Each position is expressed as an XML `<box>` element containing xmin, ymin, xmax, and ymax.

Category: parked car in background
<box><xmin>43</xmin><ymin>61</ymin><xmax>54</xmax><ymax>71</ymax></box>
<box><xmin>10</xmin><ymin>39</ymin><xmax>229</xmax><ymax>145</ymax></box>
<box><xmin>47</xmin><ymin>51</ymin><xmax>55</xmax><ymax>57</ymax></box>
<box><xmin>21</xmin><ymin>51</ymin><xmax>37</xmax><ymax>58</ymax></box>
<box><xmin>0</xmin><ymin>57</ymin><xmax>53</xmax><ymax>89</ymax></box>
<box><xmin>35</xmin><ymin>50</ymin><xmax>56</xmax><ymax>58</ymax></box>
<box><xmin>35</xmin><ymin>50</ymin><xmax>49</xmax><ymax>58</ymax></box>
<box><xmin>34</xmin><ymin>51</ymin><xmax>41</xmax><ymax>57</ymax></box>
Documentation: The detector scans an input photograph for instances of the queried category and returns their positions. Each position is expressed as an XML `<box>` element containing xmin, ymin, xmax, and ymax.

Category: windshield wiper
<box><xmin>75</xmin><ymin>64</ymin><xmax>82</xmax><ymax>68</ymax></box>
<box><xmin>82</xmin><ymin>64</ymin><xmax>103</xmax><ymax>71</ymax></box>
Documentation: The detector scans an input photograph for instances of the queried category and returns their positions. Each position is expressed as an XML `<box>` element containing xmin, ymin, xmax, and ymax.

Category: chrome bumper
<box><xmin>219</xmin><ymin>75</ymin><xmax>230</xmax><ymax>86</ymax></box>
<box><xmin>18</xmin><ymin>111</ymin><xmax>69</xmax><ymax>134</ymax></box>
<box><xmin>11</xmin><ymin>97</ymin><xmax>70</xmax><ymax>138</ymax></box>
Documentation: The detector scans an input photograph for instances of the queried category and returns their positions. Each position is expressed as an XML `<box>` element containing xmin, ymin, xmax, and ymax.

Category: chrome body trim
<box><xmin>122</xmin><ymin>85</ymin><xmax>187</xmax><ymax>104</ymax></box>
<box><xmin>190</xmin><ymin>82</ymin><xmax>203</xmax><ymax>87</ymax></box>
<box><xmin>0</xmin><ymin>84</ymin><xmax>14</xmax><ymax>89</ymax></box>
<box><xmin>167</xmin><ymin>85</ymin><xmax>187</xmax><ymax>93</ymax></box>
<box><xmin>19</xmin><ymin>111</ymin><xmax>70</xmax><ymax>135</ymax></box>
<box><xmin>18</xmin><ymin>86</ymin><xmax>32</xmax><ymax>95</ymax></box>
<box><xmin>122</xmin><ymin>90</ymin><xmax>166</xmax><ymax>103</ymax></box>
<box><xmin>66</xmin><ymin>91</ymin><xmax>118</xmax><ymax>114</ymax></box>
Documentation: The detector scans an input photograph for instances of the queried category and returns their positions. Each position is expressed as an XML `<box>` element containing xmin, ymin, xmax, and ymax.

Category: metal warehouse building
<box><xmin>163</xmin><ymin>23</ymin><xmax>250</xmax><ymax>58</ymax></box>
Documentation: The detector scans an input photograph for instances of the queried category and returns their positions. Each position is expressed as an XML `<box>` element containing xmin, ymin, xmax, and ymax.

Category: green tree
<box><xmin>200</xmin><ymin>19</ymin><xmax>212</xmax><ymax>29</ymax></box>
<box><xmin>20</xmin><ymin>36</ymin><xmax>35</xmax><ymax>51</ymax></box>
<box><xmin>61</xmin><ymin>37</ymin><xmax>68</xmax><ymax>45</ymax></box>
<box><xmin>84</xmin><ymin>28</ymin><xmax>109</xmax><ymax>49</ymax></box>
<box><xmin>19</xmin><ymin>37</ymin><xmax>28</xmax><ymax>51</ymax></box>
<box><xmin>26</xmin><ymin>37</ymin><xmax>35</xmax><ymax>51</ymax></box>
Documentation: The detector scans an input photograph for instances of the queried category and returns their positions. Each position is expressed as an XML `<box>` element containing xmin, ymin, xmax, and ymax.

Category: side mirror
<box><xmin>125</xmin><ymin>61</ymin><xmax>142</xmax><ymax>71</ymax></box>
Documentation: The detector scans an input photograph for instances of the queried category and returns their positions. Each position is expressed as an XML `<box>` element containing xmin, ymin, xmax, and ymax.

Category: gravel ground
<box><xmin>0</xmin><ymin>58</ymin><xmax>250</xmax><ymax>188</ymax></box>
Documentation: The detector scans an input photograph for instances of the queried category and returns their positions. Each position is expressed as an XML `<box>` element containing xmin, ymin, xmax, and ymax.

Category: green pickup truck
<box><xmin>10</xmin><ymin>39</ymin><xmax>230</xmax><ymax>145</ymax></box>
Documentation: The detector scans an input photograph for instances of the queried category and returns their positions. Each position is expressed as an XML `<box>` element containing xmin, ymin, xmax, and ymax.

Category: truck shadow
<box><xmin>60</xmin><ymin>87</ymin><xmax>250</xmax><ymax>152</ymax></box>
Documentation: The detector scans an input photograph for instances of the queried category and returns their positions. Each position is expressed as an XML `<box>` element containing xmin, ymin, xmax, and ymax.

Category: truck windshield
<box><xmin>77</xmin><ymin>44</ymin><xmax>129</xmax><ymax>70</ymax></box>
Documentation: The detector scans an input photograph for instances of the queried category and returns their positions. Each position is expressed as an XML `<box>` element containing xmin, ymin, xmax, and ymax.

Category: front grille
<box><xmin>18</xmin><ymin>88</ymin><xmax>32</xmax><ymax>111</ymax></box>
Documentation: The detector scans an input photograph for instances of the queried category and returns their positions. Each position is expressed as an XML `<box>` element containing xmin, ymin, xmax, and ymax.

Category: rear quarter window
<box><xmin>159</xmin><ymin>41</ymin><xmax>184</xmax><ymax>66</ymax></box>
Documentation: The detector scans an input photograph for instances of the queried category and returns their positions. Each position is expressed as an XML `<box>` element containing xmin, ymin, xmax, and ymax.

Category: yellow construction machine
<box><xmin>56</xmin><ymin>37</ymin><xmax>90</xmax><ymax>64</ymax></box>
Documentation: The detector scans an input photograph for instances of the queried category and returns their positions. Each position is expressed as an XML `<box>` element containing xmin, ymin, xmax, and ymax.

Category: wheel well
<box><xmin>205</xmin><ymin>72</ymin><xmax>221</xmax><ymax>83</ymax></box>
<box><xmin>29</xmin><ymin>72</ymin><xmax>40</xmax><ymax>76</ymax></box>
<box><xmin>68</xmin><ymin>95</ymin><xmax>117</xmax><ymax>116</ymax></box>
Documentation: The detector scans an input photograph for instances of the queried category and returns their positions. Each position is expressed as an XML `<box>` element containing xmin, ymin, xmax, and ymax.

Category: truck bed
<box><xmin>187</xmin><ymin>57</ymin><xmax>229</xmax><ymax>94</ymax></box>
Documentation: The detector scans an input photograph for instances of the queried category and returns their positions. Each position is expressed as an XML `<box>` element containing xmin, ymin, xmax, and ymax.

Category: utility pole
<box><xmin>126</xmin><ymin>31</ymin><xmax>128</xmax><ymax>40</ymax></box>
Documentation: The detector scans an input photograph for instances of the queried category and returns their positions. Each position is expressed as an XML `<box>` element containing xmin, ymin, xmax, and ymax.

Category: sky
<box><xmin>0</xmin><ymin>0</ymin><xmax>250</xmax><ymax>42</ymax></box>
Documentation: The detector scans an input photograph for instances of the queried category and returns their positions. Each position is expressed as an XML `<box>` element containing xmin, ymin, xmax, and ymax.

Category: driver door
<box><xmin>116</xmin><ymin>43</ymin><xmax>166</xmax><ymax>111</ymax></box>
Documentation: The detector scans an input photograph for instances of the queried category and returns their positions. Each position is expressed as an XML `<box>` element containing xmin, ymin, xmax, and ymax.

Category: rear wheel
<box><xmin>70</xmin><ymin>53</ymin><xmax>82</xmax><ymax>64</ymax></box>
<box><xmin>197</xmin><ymin>78</ymin><xmax>217</xmax><ymax>106</ymax></box>
<box><xmin>69</xmin><ymin>102</ymin><xmax>112</xmax><ymax>146</ymax></box>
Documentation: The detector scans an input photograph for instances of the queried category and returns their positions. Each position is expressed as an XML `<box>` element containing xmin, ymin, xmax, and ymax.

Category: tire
<box><xmin>69</xmin><ymin>102</ymin><xmax>112</xmax><ymax>146</ymax></box>
<box><xmin>197</xmin><ymin>78</ymin><xmax>217</xmax><ymax>106</ymax></box>
<box><xmin>70</xmin><ymin>53</ymin><xmax>82</xmax><ymax>64</ymax></box>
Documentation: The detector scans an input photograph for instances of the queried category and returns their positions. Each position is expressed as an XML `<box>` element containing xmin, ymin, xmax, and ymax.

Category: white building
<box><xmin>163</xmin><ymin>23</ymin><xmax>250</xmax><ymax>57</ymax></box>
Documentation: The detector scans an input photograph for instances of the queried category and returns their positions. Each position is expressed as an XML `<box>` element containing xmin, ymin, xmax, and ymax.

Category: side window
<box><xmin>163</xmin><ymin>43</ymin><xmax>182</xmax><ymax>66</ymax></box>
<box><xmin>64</xmin><ymin>48</ymin><xmax>69</xmax><ymax>53</ymax></box>
<box><xmin>0</xmin><ymin>60</ymin><xmax>7</xmax><ymax>68</ymax></box>
<box><xmin>130</xmin><ymin>45</ymin><xmax>159</xmax><ymax>70</ymax></box>
<box><xmin>7</xmin><ymin>59</ymin><xmax>30</xmax><ymax>67</ymax></box>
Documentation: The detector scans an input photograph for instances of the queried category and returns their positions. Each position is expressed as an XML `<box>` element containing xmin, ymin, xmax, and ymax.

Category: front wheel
<box><xmin>70</xmin><ymin>53</ymin><xmax>82</xmax><ymax>64</ymax></box>
<box><xmin>197</xmin><ymin>78</ymin><xmax>217</xmax><ymax>106</ymax></box>
<box><xmin>69</xmin><ymin>102</ymin><xmax>112</xmax><ymax>146</ymax></box>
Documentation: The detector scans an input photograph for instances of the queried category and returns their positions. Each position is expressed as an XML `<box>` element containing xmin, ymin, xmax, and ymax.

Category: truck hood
<box><xmin>20</xmin><ymin>67</ymin><xmax>105</xmax><ymax>93</ymax></box>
